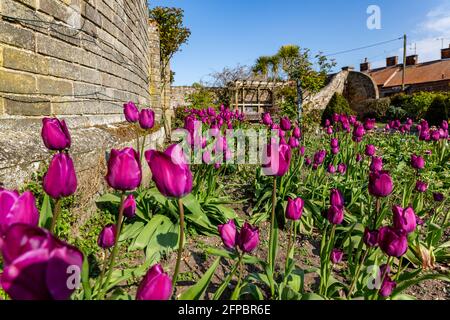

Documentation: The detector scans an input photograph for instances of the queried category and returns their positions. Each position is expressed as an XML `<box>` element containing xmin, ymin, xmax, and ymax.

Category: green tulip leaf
<box><xmin>178</xmin><ymin>257</ymin><xmax>220</xmax><ymax>300</ymax></box>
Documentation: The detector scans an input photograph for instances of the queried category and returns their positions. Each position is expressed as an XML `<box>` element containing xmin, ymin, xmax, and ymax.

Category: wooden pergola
<box><xmin>228</xmin><ymin>80</ymin><xmax>290</xmax><ymax>120</ymax></box>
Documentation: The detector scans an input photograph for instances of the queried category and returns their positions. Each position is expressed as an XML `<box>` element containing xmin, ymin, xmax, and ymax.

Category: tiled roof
<box><xmin>366</xmin><ymin>59</ymin><xmax>450</xmax><ymax>88</ymax></box>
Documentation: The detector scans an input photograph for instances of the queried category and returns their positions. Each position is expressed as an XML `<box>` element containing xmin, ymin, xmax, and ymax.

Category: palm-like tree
<box><xmin>252</xmin><ymin>56</ymin><xmax>271</xmax><ymax>79</ymax></box>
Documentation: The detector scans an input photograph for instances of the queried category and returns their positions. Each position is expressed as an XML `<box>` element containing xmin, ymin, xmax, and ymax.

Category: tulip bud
<box><xmin>285</xmin><ymin>197</ymin><xmax>304</xmax><ymax>221</ymax></box>
<box><xmin>370</xmin><ymin>156</ymin><xmax>383</xmax><ymax>172</ymax></box>
<box><xmin>415</xmin><ymin>181</ymin><xmax>428</xmax><ymax>193</ymax></box>
<box><xmin>330</xmin><ymin>248</ymin><xmax>343</xmax><ymax>264</ymax></box>
<box><xmin>324</xmin><ymin>119</ymin><xmax>331</xmax><ymax>127</ymax></box>
<box><xmin>378</xmin><ymin>226</ymin><xmax>408</xmax><ymax>257</ymax></box>
<box><xmin>363</xmin><ymin>228</ymin><xmax>379</xmax><ymax>247</ymax></box>
<box><xmin>218</xmin><ymin>220</ymin><xmax>236</xmax><ymax>249</ymax></box>
<box><xmin>0</xmin><ymin>190</ymin><xmax>39</xmax><ymax>234</ymax></box>
<box><xmin>433</xmin><ymin>192</ymin><xmax>444</xmax><ymax>202</ymax></box>
<box><xmin>136</xmin><ymin>264</ymin><xmax>173</xmax><ymax>300</ymax></box>
<box><xmin>43</xmin><ymin>153</ymin><xmax>77</xmax><ymax>199</ymax></box>
<box><xmin>410</xmin><ymin>154</ymin><xmax>425</xmax><ymax>170</ymax></box>
<box><xmin>145</xmin><ymin>144</ymin><xmax>193</xmax><ymax>198</ymax></box>
<box><xmin>327</xmin><ymin>164</ymin><xmax>336</xmax><ymax>174</ymax></box>
<box><xmin>337</xmin><ymin>163</ymin><xmax>347</xmax><ymax>174</ymax></box>
<box><xmin>326</xmin><ymin>126</ymin><xmax>333</xmax><ymax>135</ymax></box>
<box><xmin>327</xmin><ymin>205</ymin><xmax>344</xmax><ymax>225</ymax></box>
<box><xmin>330</xmin><ymin>138</ymin><xmax>339</xmax><ymax>149</ymax></box>
<box><xmin>237</xmin><ymin>222</ymin><xmax>259</xmax><ymax>253</ymax></box>
<box><xmin>365</xmin><ymin>144</ymin><xmax>376</xmax><ymax>156</ymax></box>
<box><xmin>364</xmin><ymin>118</ymin><xmax>376</xmax><ymax>131</ymax></box>
<box><xmin>262</xmin><ymin>113</ymin><xmax>272</xmax><ymax>126</ymax></box>
<box><xmin>41</xmin><ymin>118</ymin><xmax>71</xmax><ymax>151</ymax></box>
<box><xmin>280</xmin><ymin>117</ymin><xmax>291</xmax><ymax>131</ymax></box>
<box><xmin>356</xmin><ymin>154</ymin><xmax>363</xmax><ymax>162</ymax></box>
<box><xmin>98</xmin><ymin>224</ymin><xmax>116</xmax><ymax>249</ymax></box>
<box><xmin>331</xmin><ymin>147</ymin><xmax>340</xmax><ymax>155</ymax></box>
<box><xmin>139</xmin><ymin>109</ymin><xmax>155</xmax><ymax>130</ymax></box>
<box><xmin>262</xmin><ymin>143</ymin><xmax>292</xmax><ymax>177</ymax></box>
<box><xmin>368</xmin><ymin>171</ymin><xmax>393</xmax><ymax>198</ymax></box>
<box><xmin>292</xmin><ymin>126</ymin><xmax>301</xmax><ymax>139</ymax></box>
<box><xmin>313</xmin><ymin>150</ymin><xmax>326</xmax><ymax>165</ymax></box>
<box><xmin>305</xmin><ymin>157</ymin><xmax>311</xmax><ymax>166</ymax></box>
<box><xmin>330</xmin><ymin>189</ymin><xmax>344</xmax><ymax>208</ymax></box>
<box><xmin>123</xmin><ymin>101</ymin><xmax>139</xmax><ymax>123</ymax></box>
<box><xmin>123</xmin><ymin>194</ymin><xmax>136</xmax><ymax>219</ymax></box>
<box><xmin>379</xmin><ymin>276</ymin><xmax>396</xmax><ymax>298</ymax></box>
<box><xmin>288</xmin><ymin>137</ymin><xmax>299</xmax><ymax>148</ymax></box>
<box><xmin>392</xmin><ymin>205</ymin><xmax>417</xmax><ymax>234</ymax></box>
<box><xmin>106</xmin><ymin>148</ymin><xmax>142</xmax><ymax>191</ymax></box>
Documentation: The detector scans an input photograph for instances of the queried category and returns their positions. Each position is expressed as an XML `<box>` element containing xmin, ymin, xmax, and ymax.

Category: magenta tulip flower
<box><xmin>0</xmin><ymin>190</ymin><xmax>39</xmax><ymax>235</ymax></box>
<box><xmin>292</xmin><ymin>126</ymin><xmax>301</xmax><ymax>139</ymax></box>
<box><xmin>106</xmin><ymin>148</ymin><xmax>142</xmax><ymax>191</ymax></box>
<box><xmin>363</xmin><ymin>118</ymin><xmax>376</xmax><ymax>131</ymax></box>
<box><xmin>288</xmin><ymin>137</ymin><xmax>299</xmax><ymax>148</ymax></box>
<box><xmin>97</xmin><ymin>224</ymin><xmax>116</xmax><ymax>249</ymax></box>
<box><xmin>365</xmin><ymin>144</ymin><xmax>376</xmax><ymax>156</ymax></box>
<box><xmin>327</xmin><ymin>205</ymin><xmax>344</xmax><ymax>225</ymax></box>
<box><xmin>415</xmin><ymin>181</ymin><xmax>428</xmax><ymax>193</ymax></box>
<box><xmin>313</xmin><ymin>150</ymin><xmax>326</xmax><ymax>165</ymax></box>
<box><xmin>0</xmin><ymin>224</ymin><xmax>83</xmax><ymax>300</ymax></box>
<box><xmin>280</xmin><ymin>117</ymin><xmax>291</xmax><ymax>131</ymax></box>
<box><xmin>392</xmin><ymin>205</ymin><xmax>417</xmax><ymax>234</ymax></box>
<box><xmin>379</xmin><ymin>276</ymin><xmax>396</xmax><ymax>298</ymax></box>
<box><xmin>139</xmin><ymin>109</ymin><xmax>155</xmax><ymax>130</ymax></box>
<box><xmin>41</xmin><ymin>118</ymin><xmax>71</xmax><ymax>151</ymax></box>
<box><xmin>331</xmin><ymin>147</ymin><xmax>340</xmax><ymax>155</ymax></box>
<box><xmin>433</xmin><ymin>192</ymin><xmax>444</xmax><ymax>202</ymax></box>
<box><xmin>378</xmin><ymin>226</ymin><xmax>408</xmax><ymax>257</ymax></box>
<box><xmin>299</xmin><ymin>146</ymin><xmax>305</xmax><ymax>156</ymax></box>
<box><xmin>136</xmin><ymin>264</ymin><xmax>173</xmax><ymax>300</ymax></box>
<box><xmin>123</xmin><ymin>101</ymin><xmax>139</xmax><ymax>123</ymax></box>
<box><xmin>262</xmin><ymin>112</ymin><xmax>272</xmax><ymax>126</ymax></box>
<box><xmin>326</xmin><ymin>126</ymin><xmax>333</xmax><ymax>135</ymax></box>
<box><xmin>338</xmin><ymin>163</ymin><xmax>347</xmax><ymax>174</ymax></box>
<box><xmin>285</xmin><ymin>197</ymin><xmax>304</xmax><ymax>221</ymax></box>
<box><xmin>330</xmin><ymin>138</ymin><xmax>339</xmax><ymax>149</ymax></box>
<box><xmin>327</xmin><ymin>164</ymin><xmax>336</xmax><ymax>174</ymax></box>
<box><xmin>43</xmin><ymin>153</ymin><xmax>77</xmax><ymax>199</ymax></box>
<box><xmin>352</xmin><ymin>124</ymin><xmax>365</xmax><ymax>142</ymax></box>
<box><xmin>370</xmin><ymin>156</ymin><xmax>383</xmax><ymax>172</ymax></box>
<box><xmin>330</xmin><ymin>248</ymin><xmax>343</xmax><ymax>264</ymax></box>
<box><xmin>368</xmin><ymin>171</ymin><xmax>393</xmax><ymax>198</ymax></box>
<box><xmin>330</xmin><ymin>188</ymin><xmax>344</xmax><ymax>209</ymax></box>
<box><xmin>218</xmin><ymin>220</ymin><xmax>237</xmax><ymax>249</ymax></box>
<box><xmin>363</xmin><ymin>228</ymin><xmax>379</xmax><ymax>247</ymax></box>
<box><xmin>356</xmin><ymin>154</ymin><xmax>363</xmax><ymax>162</ymax></box>
<box><xmin>410</xmin><ymin>154</ymin><xmax>425</xmax><ymax>170</ymax></box>
<box><xmin>123</xmin><ymin>194</ymin><xmax>136</xmax><ymax>218</ymax></box>
<box><xmin>262</xmin><ymin>143</ymin><xmax>292</xmax><ymax>177</ymax></box>
<box><xmin>237</xmin><ymin>222</ymin><xmax>259</xmax><ymax>253</ymax></box>
<box><xmin>145</xmin><ymin>144</ymin><xmax>193</xmax><ymax>198</ymax></box>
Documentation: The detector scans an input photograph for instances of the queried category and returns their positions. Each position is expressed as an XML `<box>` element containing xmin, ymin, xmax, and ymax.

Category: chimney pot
<box><xmin>360</xmin><ymin>59</ymin><xmax>371</xmax><ymax>72</ymax></box>
<box><xmin>442</xmin><ymin>44</ymin><xmax>450</xmax><ymax>59</ymax></box>
<box><xmin>386</xmin><ymin>56</ymin><xmax>398</xmax><ymax>67</ymax></box>
<box><xmin>406</xmin><ymin>55</ymin><xmax>418</xmax><ymax>66</ymax></box>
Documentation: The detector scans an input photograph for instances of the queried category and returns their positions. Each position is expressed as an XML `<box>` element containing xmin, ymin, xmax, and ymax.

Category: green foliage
<box><xmin>275</xmin><ymin>86</ymin><xmax>298</xmax><ymax>119</ymax></box>
<box><xmin>424</xmin><ymin>94</ymin><xmax>450</xmax><ymax>125</ymax></box>
<box><xmin>361</xmin><ymin>97</ymin><xmax>391</xmax><ymax>119</ymax></box>
<box><xmin>186</xmin><ymin>83</ymin><xmax>217</xmax><ymax>109</ymax></box>
<box><xmin>386</xmin><ymin>105</ymin><xmax>408</xmax><ymax>121</ymax></box>
<box><xmin>321</xmin><ymin>92</ymin><xmax>353</xmax><ymax>124</ymax></box>
<box><xmin>391</xmin><ymin>92</ymin><xmax>440</xmax><ymax>120</ymax></box>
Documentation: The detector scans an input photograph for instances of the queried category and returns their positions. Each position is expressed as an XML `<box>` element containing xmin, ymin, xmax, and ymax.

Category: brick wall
<box><xmin>0</xmin><ymin>0</ymin><xmax>162</xmax><ymax>125</ymax></box>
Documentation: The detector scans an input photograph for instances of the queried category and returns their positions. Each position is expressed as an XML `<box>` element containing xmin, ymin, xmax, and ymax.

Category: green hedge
<box><xmin>390</xmin><ymin>91</ymin><xmax>448</xmax><ymax>121</ymax></box>
<box><xmin>321</xmin><ymin>92</ymin><xmax>354</xmax><ymax>124</ymax></box>
<box><xmin>424</xmin><ymin>95</ymin><xmax>449</xmax><ymax>126</ymax></box>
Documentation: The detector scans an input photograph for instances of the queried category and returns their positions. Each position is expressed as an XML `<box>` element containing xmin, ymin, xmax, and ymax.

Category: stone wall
<box><xmin>0</xmin><ymin>1</ymin><xmax>166</xmax><ymax>217</ymax></box>
<box><xmin>303</xmin><ymin>71</ymin><xmax>348</xmax><ymax>111</ymax></box>
<box><xmin>170</xmin><ymin>86</ymin><xmax>197</xmax><ymax>110</ymax></box>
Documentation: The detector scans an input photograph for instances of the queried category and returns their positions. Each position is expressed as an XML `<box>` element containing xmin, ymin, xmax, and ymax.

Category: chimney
<box><xmin>360</xmin><ymin>58</ymin><xmax>371</xmax><ymax>72</ymax></box>
<box><xmin>341</xmin><ymin>66</ymin><xmax>354</xmax><ymax>71</ymax></box>
<box><xmin>406</xmin><ymin>55</ymin><xmax>418</xmax><ymax>66</ymax></box>
<box><xmin>386</xmin><ymin>56</ymin><xmax>398</xmax><ymax>67</ymax></box>
<box><xmin>442</xmin><ymin>44</ymin><xmax>450</xmax><ymax>59</ymax></box>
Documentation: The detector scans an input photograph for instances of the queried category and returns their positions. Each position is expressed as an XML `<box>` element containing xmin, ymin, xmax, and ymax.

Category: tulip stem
<box><xmin>140</xmin><ymin>133</ymin><xmax>147</xmax><ymax>166</ymax></box>
<box><xmin>284</xmin><ymin>221</ymin><xmax>294</xmax><ymax>275</ymax></box>
<box><xmin>50</xmin><ymin>198</ymin><xmax>62</xmax><ymax>233</ymax></box>
<box><xmin>373</xmin><ymin>198</ymin><xmax>381</xmax><ymax>229</ymax></box>
<box><xmin>373</xmin><ymin>256</ymin><xmax>393</xmax><ymax>300</ymax></box>
<box><xmin>172</xmin><ymin>198</ymin><xmax>185</xmax><ymax>289</ymax></box>
<box><xmin>268</xmin><ymin>177</ymin><xmax>277</xmax><ymax>272</ymax></box>
<box><xmin>347</xmin><ymin>249</ymin><xmax>370</xmax><ymax>299</ymax></box>
<box><xmin>231</xmin><ymin>253</ymin><xmax>244</xmax><ymax>300</ymax></box>
<box><xmin>98</xmin><ymin>193</ymin><xmax>126</xmax><ymax>300</ymax></box>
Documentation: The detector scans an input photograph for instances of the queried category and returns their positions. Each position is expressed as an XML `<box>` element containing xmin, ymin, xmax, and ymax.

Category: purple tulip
<box><xmin>327</xmin><ymin>164</ymin><xmax>336</xmax><ymax>174</ymax></box>
<box><xmin>288</xmin><ymin>137</ymin><xmax>299</xmax><ymax>149</ymax></box>
<box><xmin>218</xmin><ymin>220</ymin><xmax>236</xmax><ymax>249</ymax></box>
<box><xmin>392</xmin><ymin>205</ymin><xmax>417</xmax><ymax>234</ymax></box>
<box><xmin>368</xmin><ymin>171</ymin><xmax>393</xmax><ymax>198</ymax></box>
<box><xmin>419</xmin><ymin>129</ymin><xmax>430</xmax><ymax>141</ymax></box>
<box><xmin>326</xmin><ymin>126</ymin><xmax>333</xmax><ymax>135</ymax></box>
<box><xmin>280</xmin><ymin>117</ymin><xmax>291</xmax><ymax>131</ymax></box>
<box><xmin>41</xmin><ymin>118</ymin><xmax>71</xmax><ymax>151</ymax></box>
<box><xmin>330</xmin><ymin>138</ymin><xmax>339</xmax><ymax>149</ymax></box>
<box><xmin>433</xmin><ymin>192</ymin><xmax>444</xmax><ymax>202</ymax></box>
<box><xmin>378</xmin><ymin>226</ymin><xmax>408</xmax><ymax>257</ymax></box>
<box><xmin>415</xmin><ymin>181</ymin><xmax>428</xmax><ymax>193</ymax></box>
<box><xmin>363</xmin><ymin>118</ymin><xmax>376</xmax><ymax>131</ymax></box>
<box><xmin>136</xmin><ymin>264</ymin><xmax>172</xmax><ymax>300</ymax></box>
<box><xmin>207</xmin><ymin>107</ymin><xmax>216</xmax><ymax>117</ymax></box>
<box><xmin>123</xmin><ymin>194</ymin><xmax>136</xmax><ymax>218</ymax></box>
<box><xmin>431</xmin><ymin>130</ymin><xmax>440</xmax><ymax>141</ymax></box>
<box><xmin>327</xmin><ymin>205</ymin><xmax>344</xmax><ymax>225</ymax></box>
<box><xmin>0</xmin><ymin>190</ymin><xmax>39</xmax><ymax>235</ymax></box>
<box><xmin>299</xmin><ymin>146</ymin><xmax>305</xmax><ymax>156</ymax></box>
<box><xmin>370</xmin><ymin>156</ymin><xmax>383</xmax><ymax>172</ymax></box>
<box><xmin>43</xmin><ymin>153</ymin><xmax>77</xmax><ymax>199</ymax></box>
<box><xmin>139</xmin><ymin>109</ymin><xmax>155</xmax><ymax>130</ymax></box>
<box><xmin>365</xmin><ymin>144</ymin><xmax>376</xmax><ymax>157</ymax></box>
<box><xmin>305</xmin><ymin>157</ymin><xmax>312</xmax><ymax>166</ymax></box>
<box><xmin>441</xmin><ymin>120</ymin><xmax>449</xmax><ymax>130</ymax></box>
<box><xmin>363</xmin><ymin>228</ymin><xmax>379</xmax><ymax>247</ymax></box>
<box><xmin>330</xmin><ymin>188</ymin><xmax>344</xmax><ymax>208</ymax></box>
<box><xmin>97</xmin><ymin>224</ymin><xmax>116</xmax><ymax>249</ymax></box>
<box><xmin>330</xmin><ymin>248</ymin><xmax>343</xmax><ymax>264</ymax></box>
<box><xmin>352</xmin><ymin>124</ymin><xmax>365</xmax><ymax>142</ymax></box>
<box><xmin>410</xmin><ymin>154</ymin><xmax>425</xmax><ymax>170</ymax></box>
<box><xmin>184</xmin><ymin>116</ymin><xmax>196</xmax><ymax>133</ymax></box>
<box><xmin>379</xmin><ymin>276</ymin><xmax>396</xmax><ymax>298</ymax></box>
<box><xmin>324</xmin><ymin>119</ymin><xmax>331</xmax><ymax>127</ymax></box>
<box><xmin>292</xmin><ymin>126</ymin><xmax>301</xmax><ymax>139</ymax></box>
<box><xmin>262</xmin><ymin>113</ymin><xmax>272</xmax><ymax>126</ymax></box>
<box><xmin>331</xmin><ymin>147</ymin><xmax>340</xmax><ymax>155</ymax></box>
<box><xmin>313</xmin><ymin>150</ymin><xmax>326</xmax><ymax>165</ymax></box>
<box><xmin>0</xmin><ymin>224</ymin><xmax>83</xmax><ymax>300</ymax></box>
<box><xmin>123</xmin><ymin>101</ymin><xmax>139</xmax><ymax>123</ymax></box>
<box><xmin>262</xmin><ymin>143</ymin><xmax>292</xmax><ymax>177</ymax></box>
<box><xmin>338</xmin><ymin>163</ymin><xmax>347</xmax><ymax>174</ymax></box>
<box><xmin>356</xmin><ymin>154</ymin><xmax>363</xmax><ymax>162</ymax></box>
<box><xmin>332</xmin><ymin>113</ymin><xmax>340</xmax><ymax>123</ymax></box>
<box><xmin>285</xmin><ymin>197</ymin><xmax>304</xmax><ymax>221</ymax></box>
<box><xmin>145</xmin><ymin>144</ymin><xmax>192</xmax><ymax>198</ymax></box>
<box><xmin>106</xmin><ymin>148</ymin><xmax>142</xmax><ymax>191</ymax></box>
<box><xmin>237</xmin><ymin>222</ymin><xmax>259</xmax><ymax>253</ymax></box>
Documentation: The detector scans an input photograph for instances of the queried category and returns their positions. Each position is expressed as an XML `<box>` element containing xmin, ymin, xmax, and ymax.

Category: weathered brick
<box><xmin>39</xmin><ymin>0</ymin><xmax>72</xmax><ymax>23</ymax></box>
<box><xmin>3</xmin><ymin>47</ymin><xmax>49</xmax><ymax>75</ymax></box>
<box><xmin>36</xmin><ymin>33</ymin><xmax>77</xmax><ymax>62</ymax></box>
<box><xmin>79</xmin><ymin>66</ymin><xmax>101</xmax><ymax>85</ymax></box>
<box><xmin>51</xmin><ymin>100</ymin><xmax>85</xmax><ymax>115</ymax></box>
<box><xmin>0</xmin><ymin>70</ymin><xmax>36</xmax><ymax>94</ymax></box>
<box><xmin>1</xmin><ymin>0</ymin><xmax>50</xmax><ymax>33</ymax></box>
<box><xmin>0</xmin><ymin>47</ymin><xmax>3</xmax><ymax>67</ymax></box>
<box><xmin>37</xmin><ymin>77</ymin><xmax>73</xmax><ymax>95</ymax></box>
<box><xmin>0</xmin><ymin>21</ymin><xmax>36</xmax><ymax>51</ymax></box>
<box><xmin>82</xmin><ymin>2</ymin><xmax>102</xmax><ymax>27</ymax></box>
<box><xmin>15</xmin><ymin>0</ymin><xmax>37</xmax><ymax>9</ymax></box>
<box><xmin>48</xmin><ymin>58</ymin><xmax>81</xmax><ymax>80</ymax></box>
<box><xmin>4</xmin><ymin>96</ymin><xmax>51</xmax><ymax>116</ymax></box>
<box><xmin>0</xmin><ymin>98</ymin><xmax>4</xmax><ymax>115</ymax></box>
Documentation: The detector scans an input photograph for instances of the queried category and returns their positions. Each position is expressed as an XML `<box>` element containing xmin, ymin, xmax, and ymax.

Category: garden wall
<box><xmin>0</xmin><ymin>0</ymin><xmax>166</xmax><ymax>219</ymax></box>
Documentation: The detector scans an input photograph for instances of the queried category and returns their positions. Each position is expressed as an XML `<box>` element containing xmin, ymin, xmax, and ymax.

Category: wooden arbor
<box><xmin>228</xmin><ymin>80</ymin><xmax>289</xmax><ymax>121</ymax></box>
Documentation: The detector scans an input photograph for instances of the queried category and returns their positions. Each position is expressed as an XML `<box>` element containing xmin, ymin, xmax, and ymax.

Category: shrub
<box><xmin>361</xmin><ymin>97</ymin><xmax>391</xmax><ymax>120</ymax></box>
<box><xmin>424</xmin><ymin>95</ymin><xmax>450</xmax><ymax>126</ymax></box>
<box><xmin>386</xmin><ymin>105</ymin><xmax>408</xmax><ymax>121</ymax></box>
<box><xmin>186</xmin><ymin>83</ymin><xmax>217</xmax><ymax>109</ymax></box>
<box><xmin>391</xmin><ymin>92</ymin><xmax>436</xmax><ymax>120</ymax></box>
<box><xmin>321</xmin><ymin>92</ymin><xmax>353</xmax><ymax>124</ymax></box>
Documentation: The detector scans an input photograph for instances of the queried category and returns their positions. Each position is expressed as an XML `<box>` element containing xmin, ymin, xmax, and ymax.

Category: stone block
<box><xmin>37</xmin><ymin>77</ymin><xmax>73</xmax><ymax>95</ymax></box>
<box><xmin>0</xmin><ymin>21</ymin><xmax>36</xmax><ymax>51</ymax></box>
<box><xmin>0</xmin><ymin>69</ymin><xmax>36</xmax><ymax>94</ymax></box>
<box><xmin>48</xmin><ymin>58</ymin><xmax>80</xmax><ymax>80</ymax></box>
<box><xmin>3</xmin><ymin>47</ymin><xmax>49</xmax><ymax>75</ymax></box>
<box><xmin>4</xmin><ymin>96</ymin><xmax>51</xmax><ymax>116</ymax></box>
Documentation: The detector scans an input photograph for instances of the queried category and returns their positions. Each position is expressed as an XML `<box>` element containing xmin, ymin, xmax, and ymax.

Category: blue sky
<box><xmin>150</xmin><ymin>0</ymin><xmax>450</xmax><ymax>86</ymax></box>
